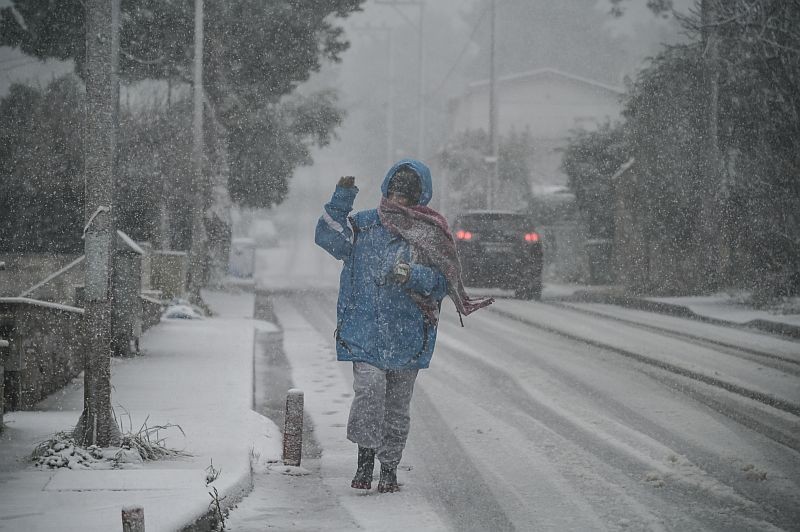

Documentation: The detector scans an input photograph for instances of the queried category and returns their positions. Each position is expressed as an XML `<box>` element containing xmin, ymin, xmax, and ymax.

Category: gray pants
<box><xmin>347</xmin><ymin>362</ymin><xmax>419</xmax><ymax>465</ymax></box>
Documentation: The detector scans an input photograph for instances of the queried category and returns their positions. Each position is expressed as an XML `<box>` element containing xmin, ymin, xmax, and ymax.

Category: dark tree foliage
<box><xmin>226</xmin><ymin>89</ymin><xmax>342</xmax><ymax>208</ymax></box>
<box><xmin>608</xmin><ymin>0</ymin><xmax>673</xmax><ymax>18</ymax></box>
<box><xmin>115</xmin><ymin>100</ymin><xmax>194</xmax><ymax>248</ymax></box>
<box><xmin>0</xmin><ymin>77</ymin><xmax>84</xmax><ymax>253</ymax></box>
<box><xmin>0</xmin><ymin>75</ymin><xmax>227</xmax><ymax>253</ymax></box>
<box><xmin>0</xmin><ymin>2</ymin><xmax>83</xmax><ymax>65</ymax></box>
<box><xmin>439</xmin><ymin>130</ymin><xmax>534</xmax><ymax>212</ymax></box>
<box><xmin>707</xmin><ymin>0</ymin><xmax>800</xmax><ymax>299</ymax></box>
<box><xmin>439</xmin><ymin>131</ymin><xmax>493</xmax><ymax>211</ymax></box>
<box><xmin>623</xmin><ymin>44</ymin><xmax>706</xmax><ymax>246</ymax></box>
<box><xmin>562</xmin><ymin>123</ymin><xmax>628</xmax><ymax>240</ymax></box>
<box><xmin>0</xmin><ymin>0</ymin><xmax>364</xmax><ymax>208</ymax></box>
<box><xmin>562</xmin><ymin>0</ymin><xmax>800</xmax><ymax>298</ymax></box>
<box><xmin>498</xmin><ymin>130</ymin><xmax>536</xmax><ymax>209</ymax></box>
<box><xmin>1</xmin><ymin>0</ymin><xmax>361</xmax><ymax>91</ymax></box>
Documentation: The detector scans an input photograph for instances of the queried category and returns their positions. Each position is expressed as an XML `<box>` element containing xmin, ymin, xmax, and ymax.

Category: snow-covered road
<box><xmin>285</xmin><ymin>290</ymin><xmax>800</xmax><ymax>531</ymax></box>
<box><xmin>238</xmin><ymin>202</ymin><xmax>799</xmax><ymax>529</ymax></box>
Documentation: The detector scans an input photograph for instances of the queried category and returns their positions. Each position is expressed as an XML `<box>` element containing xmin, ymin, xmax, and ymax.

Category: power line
<box><xmin>429</xmin><ymin>2</ymin><xmax>490</xmax><ymax>97</ymax></box>
<box><xmin>373</xmin><ymin>0</ymin><xmax>425</xmax><ymax>157</ymax></box>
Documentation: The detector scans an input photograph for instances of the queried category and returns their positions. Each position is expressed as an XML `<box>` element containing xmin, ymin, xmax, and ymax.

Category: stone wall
<box><xmin>141</xmin><ymin>295</ymin><xmax>163</xmax><ymax>336</ymax></box>
<box><xmin>0</xmin><ymin>239</ymin><xmax>168</xmax><ymax>418</ymax></box>
<box><xmin>150</xmin><ymin>251</ymin><xmax>188</xmax><ymax>300</ymax></box>
<box><xmin>0</xmin><ymin>299</ymin><xmax>85</xmax><ymax>411</ymax></box>
<box><xmin>0</xmin><ymin>253</ymin><xmax>84</xmax><ymax>303</ymax></box>
<box><xmin>110</xmin><ymin>235</ymin><xmax>144</xmax><ymax>357</ymax></box>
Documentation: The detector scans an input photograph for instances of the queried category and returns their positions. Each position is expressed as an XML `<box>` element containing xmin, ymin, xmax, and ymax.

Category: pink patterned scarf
<box><xmin>378</xmin><ymin>197</ymin><xmax>494</xmax><ymax>325</ymax></box>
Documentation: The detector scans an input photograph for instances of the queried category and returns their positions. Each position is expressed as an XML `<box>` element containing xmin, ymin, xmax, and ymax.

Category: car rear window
<box><xmin>454</xmin><ymin>213</ymin><xmax>534</xmax><ymax>235</ymax></box>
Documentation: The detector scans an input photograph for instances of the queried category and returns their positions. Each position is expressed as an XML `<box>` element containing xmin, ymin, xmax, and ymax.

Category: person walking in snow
<box><xmin>315</xmin><ymin>159</ymin><xmax>493</xmax><ymax>493</ymax></box>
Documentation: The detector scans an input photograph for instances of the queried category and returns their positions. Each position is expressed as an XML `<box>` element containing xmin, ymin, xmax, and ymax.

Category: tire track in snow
<box><xmin>433</xmin><ymin>323</ymin><xmax>799</xmax><ymax>531</ymax></box>
<box><xmin>408</xmin><ymin>388</ymin><xmax>518</xmax><ymax>531</ymax></box>
<box><xmin>448</xmin><ymin>309</ymin><xmax>800</xmax><ymax>517</ymax></box>
<box><xmin>291</xmin><ymin>292</ymin><xmax>799</xmax><ymax>530</ymax></box>
<box><xmin>296</xmin><ymin>292</ymin><xmax>658</xmax><ymax>530</ymax></box>
<box><xmin>477</xmin><ymin>308</ymin><xmax>800</xmax><ymax>454</ymax></box>
<box><xmin>419</xmin><ymin>365</ymin><xmax>672</xmax><ymax>531</ymax></box>
<box><xmin>487</xmin><ymin>305</ymin><xmax>800</xmax><ymax>417</ymax></box>
<box><xmin>550</xmin><ymin>301</ymin><xmax>800</xmax><ymax>373</ymax></box>
<box><xmin>287</xmin><ymin>291</ymin><xmax>515</xmax><ymax>532</ymax></box>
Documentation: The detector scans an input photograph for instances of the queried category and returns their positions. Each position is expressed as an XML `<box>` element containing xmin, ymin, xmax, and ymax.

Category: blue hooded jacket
<box><xmin>315</xmin><ymin>159</ymin><xmax>447</xmax><ymax>370</ymax></box>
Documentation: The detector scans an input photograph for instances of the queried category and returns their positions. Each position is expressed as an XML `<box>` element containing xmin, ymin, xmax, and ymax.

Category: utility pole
<box><xmin>75</xmin><ymin>0</ymin><xmax>121</xmax><ymax>446</ymax></box>
<box><xmin>161</xmin><ymin>76</ymin><xmax>173</xmax><ymax>250</ymax></box>
<box><xmin>487</xmin><ymin>0</ymin><xmax>499</xmax><ymax>210</ymax></box>
<box><xmin>187</xmin><ymin>0</ymin><xmax>207</xmax><ymax>300</ymax></box>
<box><xmin>387</xmin><ymin>27</ymin><xmax>395</xmax><ymax>167</ymax></box>
<box><xmin>111</xmin><ymin>0</ymin><xmax>121</xmax><ymax>229</ymax></box>
<box><xmin>374</xmin><ymin>0</ymin><xmax>425</xmax><ymax>158</ymax></box>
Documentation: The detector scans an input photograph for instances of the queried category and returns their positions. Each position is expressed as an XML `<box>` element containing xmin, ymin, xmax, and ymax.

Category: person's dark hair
<box><xmin>387</xmin><ymin>167</ymin><xmax>422</xmax><ymax>204</ymax></box>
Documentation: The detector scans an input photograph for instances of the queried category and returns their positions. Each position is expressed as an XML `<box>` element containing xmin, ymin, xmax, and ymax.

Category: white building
<box><xmin>444</xmin><ymin>68</ymin><xmax>625</xmax><ymax>283</ymax></box>
<box><xmin>448</xmin><ymin>67</ymin><xmax>624</xmax><ymax>190</ymax></box>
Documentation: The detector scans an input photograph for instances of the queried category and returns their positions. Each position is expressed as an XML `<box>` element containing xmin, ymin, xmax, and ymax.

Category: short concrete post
<box><xmin>282</xmin><ymin>388</ymin><xmax>304</xmax><ymax>466</ymax></box>
<box><xmin>121</xmin><ymin>506</ymin><xmax>144</xmax><ymax>532</ymax></box>
<box><xmin>0</xmin><ymin>339</ymin><xmax>7</xmax><ymax>427</ymax></box>
<box><xmin>0</xmin><ymin>362</ymin><xmax>4</xmax><ymax>431</ymax></box>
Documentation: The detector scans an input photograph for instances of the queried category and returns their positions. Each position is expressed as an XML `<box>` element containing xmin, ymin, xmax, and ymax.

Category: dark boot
<box><xmin>377</xmin><ymin>462</ymin><xmax>399</xmax><ymax>493</ymax></box>
<box><xmin>351</xmin><ymin>446</ymin><xmax>375</xmax><ymax>489</ymax></box>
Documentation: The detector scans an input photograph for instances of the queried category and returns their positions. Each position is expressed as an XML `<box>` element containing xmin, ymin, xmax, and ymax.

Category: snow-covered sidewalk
<box><xmin>0</xmin><ymin>290</ymin><xmax>281</xmax><ymax>532</ymax></box>
<box><xmin>226</xmin><ymin>294</ymin><xmax>451</xmax><ymax>531</ymax></box>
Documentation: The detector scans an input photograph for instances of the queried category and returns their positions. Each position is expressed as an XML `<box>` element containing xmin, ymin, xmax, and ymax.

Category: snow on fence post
<box><xmin>0</xmin><ymin>338</ymin><xmax>6</xmax><ymax>430</ymax></box>
<box><xmin>283</xmin><ymin>389</ymin><xmax>304</xmax><ymax>466</ymax></box>
<box><xmin>121</xmin><ymin>505</ymin><xmax>145</xmax><ymax>532</ymax></box>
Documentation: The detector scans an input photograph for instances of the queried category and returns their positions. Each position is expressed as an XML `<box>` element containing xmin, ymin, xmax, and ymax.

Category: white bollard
<box><xmin>282</xmin><ymin>389</ymin><xmax>304</xmax><ymax>466</ymax></box>
<box><xmin>121</xmin><ymin>505</ymin><xmax>145</xmax><ymax>532</ymax></box>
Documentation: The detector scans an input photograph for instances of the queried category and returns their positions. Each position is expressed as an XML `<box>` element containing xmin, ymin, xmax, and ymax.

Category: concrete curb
<box><xmin>180</xmin><ymin>470</ymin><xmax>254</xmax><ymax>532</ymax></box>
<box><xmin>562</xmin><ymin>290</ymin><xmax>800</xmax><ymax>340</ymax></box>
<box><xmin>745</xmin><ymin>319</ymin><xmax>800</xmax><ymax>340</ymax></box>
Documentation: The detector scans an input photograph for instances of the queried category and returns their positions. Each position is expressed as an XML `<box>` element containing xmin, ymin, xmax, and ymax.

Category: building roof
<box><xmin>467</xmin><ymin>67</ymin><xmax>625</xmax><ymax>95</ymax></box>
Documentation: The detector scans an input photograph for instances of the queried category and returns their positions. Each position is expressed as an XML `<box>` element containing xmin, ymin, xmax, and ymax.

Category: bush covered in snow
<box><xmin>162</xmin><ymin>298</ymin><xmax>206</xmax><ymax>320</ymax></box>
<box><xmin>32</xmin><ymin>432</ymin><xmax>139</xmax><ymax>470</ymax></box>
<box><xmin>32</xmin><ymin>419</ymin><xmax>188</xmax><ymax>470</ymax></box>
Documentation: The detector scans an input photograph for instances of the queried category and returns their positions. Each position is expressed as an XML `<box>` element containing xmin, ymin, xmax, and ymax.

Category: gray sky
<box><xmin>292</xmin><ymin>0</ymin><xmax>686</xmax><ymax>185</ymax></box>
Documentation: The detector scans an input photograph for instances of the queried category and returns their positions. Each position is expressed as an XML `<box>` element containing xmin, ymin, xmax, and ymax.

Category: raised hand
<box><xmin>338</xmin><ymin>176</ymin><xmax>356</xmax><ymax>188</ymax></box>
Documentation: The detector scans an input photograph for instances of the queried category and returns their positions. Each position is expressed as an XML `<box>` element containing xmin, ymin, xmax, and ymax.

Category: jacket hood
<box><xmin>380</xmin><ymin>159</ymin><xmax>433</xmax><ymax>206</ymax></box>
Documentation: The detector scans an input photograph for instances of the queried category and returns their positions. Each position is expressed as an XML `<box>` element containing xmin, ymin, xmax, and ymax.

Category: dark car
<box><xmin>452</xmin><ymin>211</ymin><xmax>543</xmax><ymax>300</ymax></box>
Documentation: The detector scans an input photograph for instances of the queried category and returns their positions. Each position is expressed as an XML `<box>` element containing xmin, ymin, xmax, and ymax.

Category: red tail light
<box><xmin>524</xmin><ymin>232</ymin><xmax>540</xmax><ymax>243</ymax></box>
<box><xmin>455</xmin><ymin>230</ymin><xmax>473</xmax><ymax>241</ymax></box>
